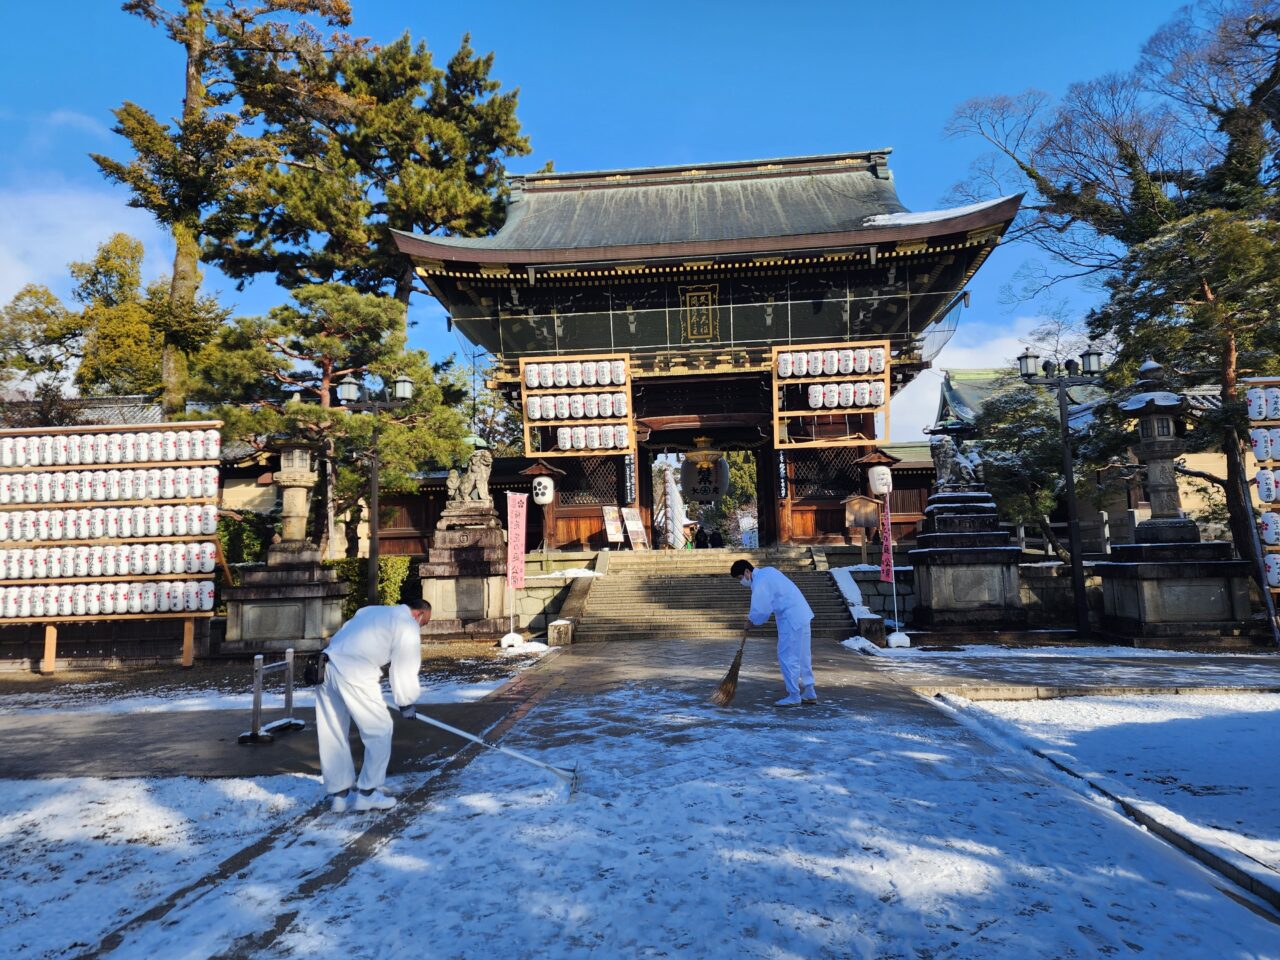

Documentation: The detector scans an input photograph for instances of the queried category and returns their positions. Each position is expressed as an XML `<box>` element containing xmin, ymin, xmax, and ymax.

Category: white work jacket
<box><xmin>746</xmin><ymin>567</ymin><xmax>814</xmax><ymax>632</ymax></box>
<box><xmin>323</xmin><ymin>604</ymin><xmax>423</xmax><ymax>707</ymax></box>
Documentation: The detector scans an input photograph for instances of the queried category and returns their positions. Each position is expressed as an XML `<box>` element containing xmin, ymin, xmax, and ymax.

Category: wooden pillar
<box><xmin>755</xmin><ymin>446</ymin><xmax>781</xmax><ymax>547</ymax></box>
<box><xmin>181</xmin><ymin>618</ymin><xmax>195</xmax><ymax>668</ymax></box>
<box><xmin>40</xmin><ymin>624</ymin><xmax>57</xmax><ymax>675</ymax></box>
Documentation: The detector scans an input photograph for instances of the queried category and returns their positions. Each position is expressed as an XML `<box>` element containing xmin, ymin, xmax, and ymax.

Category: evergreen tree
<box><xmin>205</xmin><ymin>32</ymin><xmax>532</xmax><ymax>303</ymax></box>
<box><xmin>92</xmin><ymin>0</ymin><xmax>353</xmax><ymax>414</ymax></box>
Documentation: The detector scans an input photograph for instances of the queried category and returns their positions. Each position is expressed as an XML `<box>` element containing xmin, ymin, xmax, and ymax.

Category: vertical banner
<box><xmin>879</xmin><ymin>495</ymin><xmax>894</xmax><ymax>584</ymax></box>
<box><xmin>506</xmin><ymin>492</ymin><xmax>528</xmax><ymax>590</ymax></box>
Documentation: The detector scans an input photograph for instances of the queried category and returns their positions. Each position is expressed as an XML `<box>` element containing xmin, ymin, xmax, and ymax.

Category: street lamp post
<box><xmin>1017</xmin><ymin>345</ymin><xmax>1106</xmax><ymax>639</ymax></box>
<box><xmin>337</xmin><ymin>373</ymin><xmax>415</xmax><ymax>607</ymax></box>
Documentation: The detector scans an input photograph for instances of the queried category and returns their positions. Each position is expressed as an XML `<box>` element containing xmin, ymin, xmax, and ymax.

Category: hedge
<box><xmin>325</xmin><ymin>555</ymin><xmax>414</xmax><ymax>621</ymax></box>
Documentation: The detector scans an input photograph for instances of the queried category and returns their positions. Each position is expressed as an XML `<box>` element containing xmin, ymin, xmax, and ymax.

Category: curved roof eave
<box><xmin>391</xmin><ymin>194</ymin><xmax>1022</xmax><ymax>268</ymax></box>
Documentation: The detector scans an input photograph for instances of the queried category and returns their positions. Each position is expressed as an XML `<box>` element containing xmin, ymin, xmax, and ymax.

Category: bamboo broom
<box><xmin>710</xmin><ymin>634</ymin><xmax>748</xmax><ymax>706</ymax></box>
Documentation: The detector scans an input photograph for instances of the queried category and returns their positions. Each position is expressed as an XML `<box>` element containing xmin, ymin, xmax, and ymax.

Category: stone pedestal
<box><xmin>419</xmin><ymin>501</ymin><xmax>509</xmax><ymax>638</ymax></box>
<box><xmin>1093</xmin><ymin>518</ymin><xmax>1252</xmax><ymax>641</ymax></box>
<box><xmin>223</xmin><ymin>541</ymin><xmax>350</xmax><ymax>652</ymax></box>
<box><xmin>908</xmin><ymin>489</ymin><xmax>1026</xmax><ymax>627</ymax></box>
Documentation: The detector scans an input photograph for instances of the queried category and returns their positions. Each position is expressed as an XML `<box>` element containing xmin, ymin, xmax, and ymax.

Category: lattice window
<box><xmin>558</xmin><ymin>457</ymin><xmax>619</xmax><ymax>505</ymax></box>
<box><xmin>787</xmin><ymin>448</ymin><xmax>862</xmax><ymax>499</ymax></box>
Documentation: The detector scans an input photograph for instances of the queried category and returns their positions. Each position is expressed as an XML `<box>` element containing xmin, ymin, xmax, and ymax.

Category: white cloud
<box><xmin>889</xmin><ymin>317</ymin><xmax>1040</xmax><ymax>443</ymax></box>
<box><xmin>0</xmin><ymin>185</ymin><xmax>173</xmax><ymax>304</ymax></box>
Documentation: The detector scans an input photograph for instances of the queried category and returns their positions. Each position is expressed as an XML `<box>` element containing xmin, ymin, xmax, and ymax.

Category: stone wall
<box><xmin>1019</xmin><ymin>562</ymin><xmax>1103</xmax><ymax>627</ymax></box>
<box><xmin>513</xmin><ymin>551</ymin><xmax>600</xmax><ymax>635</ymax></box>
<box><xmin>839</xmin><ymin>567</ymin><xmax>916</xmax><ymax>623</ymax></box>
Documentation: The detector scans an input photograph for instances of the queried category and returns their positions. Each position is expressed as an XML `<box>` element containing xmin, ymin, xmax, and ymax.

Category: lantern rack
<box><xmin>518</xmin><ymin>354</ymin><xmax>638</xmax><ymax>460</ymax></box>
<box><xmin>771</xmin><ymin>339</ymin><xmax>892</xmax><ymax>450</ymax></box>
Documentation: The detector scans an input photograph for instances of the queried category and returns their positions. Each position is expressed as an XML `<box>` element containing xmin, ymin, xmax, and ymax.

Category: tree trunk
<box><xmin>1038</xmin><ymin>515</ymin><xmax>1070</xmax><ymax>562</ymax></box>
<box><xmin>1214</xmin><ymin>307</ymin><xmax>1262</xmax><ymax>576</ymax></box>
<box><xmin>164</xmin><ymin>1</ymin><xmax>207</xmax><ymax>417</ymax></box>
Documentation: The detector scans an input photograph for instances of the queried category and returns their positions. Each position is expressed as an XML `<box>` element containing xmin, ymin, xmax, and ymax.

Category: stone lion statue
<box><xmin>930</xmin><ymin>436</ymin><xmax>982</xmax><ymax>489</ymax></box>
<box><xmin>450</xmin><ymin>448</ymin><xmax>494</xmax><ymax>503</ymax></box>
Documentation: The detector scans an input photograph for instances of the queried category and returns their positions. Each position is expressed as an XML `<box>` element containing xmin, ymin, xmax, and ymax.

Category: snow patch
<box><xmin>841</xmin><ymin>636</ymin><xmax>880</xmax><ymax>655</ymax></box>
<box><xmin>862</xmin><ymin>195</ymin><xmax>1016</xmax><ymax>227</ymax></box>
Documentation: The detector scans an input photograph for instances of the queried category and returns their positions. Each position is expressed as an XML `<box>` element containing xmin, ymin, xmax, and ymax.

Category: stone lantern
<box><xmin>1093</xmin><ymin>357</ymin><xmax>1251</xmax><ymax>641</ymax></box>
<box><xmin>274</xmin><ymin>438</ymin><xmax>319</xmax><ymax>544</ymax></box>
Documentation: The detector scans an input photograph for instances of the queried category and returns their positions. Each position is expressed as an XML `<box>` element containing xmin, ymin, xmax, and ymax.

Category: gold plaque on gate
<box><xmin>679</xmin><ymin>285</ymin><xmax>719</xmax><ymax>342</ymax></box>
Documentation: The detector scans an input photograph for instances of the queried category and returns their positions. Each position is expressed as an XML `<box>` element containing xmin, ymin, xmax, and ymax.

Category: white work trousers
<box><xmin>315</xmin><ymin>664</ymin><xmax>394</xmax><ymax>795</ymax></box>
<box><xmin>776</xmin><ymin>618</ymin><xmax>814</xmax><ymax>697</ymax></box>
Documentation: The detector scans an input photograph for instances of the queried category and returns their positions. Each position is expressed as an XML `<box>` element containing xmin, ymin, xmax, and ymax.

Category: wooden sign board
<box><xmin>620</xmin><ymin>506</ymin><xmax>649</xmax><ymax>550</ymax></box>
<box><xmin>601</xmin><ymin>505</ymin><xmax>625</xmax><ymax>544</ymax></box>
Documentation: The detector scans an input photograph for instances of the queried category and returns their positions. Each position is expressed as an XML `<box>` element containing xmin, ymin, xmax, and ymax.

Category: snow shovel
<box><xmin>407</xmin><ymin>709</ymin><xmax>579</xmax><ymax>799</ymax></box>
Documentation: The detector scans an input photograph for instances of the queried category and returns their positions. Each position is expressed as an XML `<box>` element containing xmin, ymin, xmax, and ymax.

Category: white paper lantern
<box><xmin>792</xmin><ymin>352</ymin><xmax>808</xmax><ymax>377</ymax></box>
<box><xmin>72</xmin><ymin>584</ymin><xmax>87</xmax><ymax>616</ymax></box>
<box><xmin>2</xmin><ymin>588</ymin><xmax>16</xmax><ymax>618</ymax></box>
<box><xmin>598</xmin><ymin>393</ymin><xmax>614</xmax><ymax>418</ymax></box>
<box><xmin>202</xmin><ymin>467</ymin><xmax>219</xmax><ymax>499</ymax></box>
<box><xmin>0</xmin><ymin>476</ymin><xmax>10</xmax><ymax>506</ymax></box>
<box><xmin>583</xmin><ymin>394</ymin><xmax>599</xmax><ymax>418</ymax></box>
<box><xmin>1258</xmin><ymin>468</ymin><xmax>1277</xmax><ymax>503</ymax></box>
<box><xmin>1267</xmin><ymin>554</ymin><xmax>1280</xmax><ymax>587</ymax></box>
<box><xmin>806</xmin><ymin>351</ymin><xmax>823</xmax><ymax>378</ymax></box>
<box><xmin>177</xmin><ymin>430</ymin><xmax>193</xmax><ymax>461</ymax></box>
<box><xmin>870</xmin><ymin>347</ymin><xmax>887</xmax><ymax>373</ymax></box>
<box><xmin>808</xmin><ymin>385</ymin><xmax>824</xmax><ymax>409</ymax></box>
<box><xmin>203</xmin><ymin>429</ymin><xmax>221</xmax><ymax>460</ymax></box>
<box><xmin>184</xmin><ymin>581</ymin><xmax>200</xmax><ymax>611</ymax></box>
<box><xmin>156</xmin><ymin>581</ymin><xmax>172</xmax><ymax>613</ymax></box>
<box><xmin>31</xmin><ymin>436</ymin><xmax>47</xmax><ymax>466</ymax></box>
<box><xmin>0</xmin><ymin>514</ymin><xmax>8</xmax><ymax>542</ymax></box>
<box><xmin>33</xmin><ymin>548</ymin><xmax>47</xmax><ymax>579</ymax></box>
<box><xmin>568</xmin><ymin>362</ymin><xmax>583</xmax><ymax>386</ymax></box>
<box><xmin>48</xmin><ymin>547</ymin><xmax>63</xmax><ymax>578</ymax></box>
<box><xmin>19</xmin><ymin>548</ymin><xmax>33</xmax><ymax>579</ymax></box>
<box><xmin>525</xmin><ymin>364</ymin><xmax>540</xmax><ymax>388</ymax></box>
<box><xmin>120</xmin><ymin>433</ymin><xmax>136</xmax><ymax>463</ymax></box>
<box><xmin>552</xmin><ymin>362</ymin><xmax>569</xmax><ymax>387</ymax></box>
<box><xmin>143</xmin><ymin>505</ymin><xmax>160</xmax><ymax>537</ymax></box>
<box><xmin>92</xmin><ymin>434</ymin><xmax>109</xmax><ymax>464</ymax></box>
<box><xmin>870</xmin><ymin>382</ymin><xmax>886</xmax><ymax>406</ymax></box>
<box><xmin>777</xmin><ymin>353</ymin><xmax>793</xmax><ymax>378</ymax></box>
<box><xmin>554</xmin><ymin>395</ymin><xmax>571</xmax><ymax>420</ymax></box>
<box><xmin>586</xmin><ymin>426</ymin><xmax>601</xmax><ymax>449</ymax></box>
<box><xmin>187</xmin><ymin>504</ymin><xmax>202</xmax><ymax>534</ymax></box>
<box><xmin>35</xmin><ymin>511</ymin><xmax>51</xmax><ymax>542</ymax></box>
<box><xmin>106</xmin><ymin>434</ymin><xmax>123</xmax><ymax>464</ymax></box>
<box><xmin>198</xmin><ymin>581</ymin><xmax>216</xmax><ymax>611</ymax></box>
<box><xmin>823</xmin><ymin>384</ymin><xmax>840</xmax><ymax>408</ymax></box>
<box><xmin>3</xmin><ymin>551</ymin><xmax>18</xmax><ymax>580</ymax></box>
<box><xmin>126</xmin><ymin>544</ymin><xmax>143</xmax><ymax>575</ymax></box>
<box><xmin>1247</xmin><ymin>388</ymin><xmax>1266</xmax><ymax>420</ymax></box>
<box><xmin>148</xmin><ymin>432</ymin><xmax>165</xmax><ymax>462</ymax></box>
<box><xmin>89</xmin><ymin>546</ymin><xmax>104</xmax><ymax>578</ymax></box>
<box><xmin>569</xmin><ymin>394</ymin><xmax>585</xmax><ymax>419</ymax></box>
<box><xmin>20</xmin><ymin>510</ymin><xmax>36</xmax><ymax>541</ymax></box>
<box><xmin>1269</xmin><ymin>429</ymin><xmax>1280</xmax><ymax>463</ymax></box>
<box><xmin>838</xmin><ymin>349</ymin><xmax>855</xmax><ymax>375</ymax></box>
<box><xmin>612</xmin><ymin>392</ymin><xmax>628</xmax><ymax>418</ymax></box>
<box><xmin>131</xmin><ymin>506</ymin><xmax>147</xmax><ymax>537</ymax></box>
<box><xmin>199</xmin><ymin>541</ymin><xmax>217</xmax><ymax>573</ymax></box>
<box><xmin>600</xmin><ymin>426</ymin><xmax>615</xmax><ymax>449</ymax></box>
<box><xmin>822</xmin><ymin>350</ymin><xmax>839</xmax><ymax>375</ymax></box>
<box><xmin>108</xmin><ymin>508</ymin><xmax>123</xmax><ymax>539</ymax></box>
<box><xmin>147</xmin><ymin>469</ymin><xmax>162</xmax><ymax>499</ymax></box>
<box><xmin>581</xmin><ymin>361</ymin><xmax>597</xmax><ymax>386</ymax></box>
<box><xmin>191</xmin><ymin>431</ymin><xmax>206</xmax><ymax>460</ymax></box>
<box><xmin>30</xmin><ymin>586</ymin><xmax>46</xmax><ymax>619</ymax></box>
<box><xmin>161</xmin><ymin>431</ymin><xmax>177</xmax><ymax>461</ymax></box>
<box><xmin>0</xmin><ymin>438</ymin><xmax>12</xmax><ymax>467</ymax></box>
<box><xmin>126</xmin><ymin>582</ymin><xmax>142</xmax><ymax>614</ymax></box>
<box><xmin>596</xmin><ymin>360</ymin><xmax>612</xmax><ymax>385</ymax></box>
<box><xmin>160</xmin><ymin>468</ymin><xmax>176</xmax><ymax>499</ymax></box>
<box><xmin>1268</xmin><ymin>388</ymin><xmax>1280</xmax><ymax>420</ymax></box>
<box><xmin>854</xmin><ymin>382</ymin><xmax>872</xmax><ymax>406</ymax></box>
<box><xmin>159</xmin><ymin>505</ymin><xmax>175</xmax><ymax>537</ymax></box>
<box><xmin>838</xmin><ymin>383</ymin><xmax>855</xmax><ymax>407</ymax></box>
<box><xmin>53</xmin><ymin>435</ymin><xmax>68</xmax><ymax>465</ymax></box>
<box><xmin>73</xmin><ymin>546</ymin><xmax>89</xmax><ymax>578</ymax></box>
<box><xmin>185</xmin><ymin>541</ymin><xmax>201</xmax><ymax>573</ymax></box>
<box><xmin>89</xmin><ymin>509</ymin><xmax>106</xmax><ymax>539</ymax></box>
<box><xmin>1261</xmin><ymin>512</ymin><xmax>1280</xmax><ymax>545</ymax></box>
<box><xmin>173</xmin><ymin>468</ymin><xmax>190</xmax><ymax>500</ymax></box>
<box><xmin>526</xmin><ymin>396</ymin><xmax>541</xmax><ymax>420</ymax></box>
<box><xmin>614</xmin><ymin>425</ymin><xmax>629</xmax><ymax>448</ymax></box>
<box><xmin>853</xmin><ymin>348</ymin><xmax>870</xmax><ymax>374</ymax></box>
<box><xmin>571</xmin><ymin>427</ymin><xmax>586</xmax><ymax>450</ymax></box>
<box><xmin>556</xmin><ymin>426</ymin><xmax>572</xmax><ymax>451</ymax></box>
<box><xmin>66</xmin><ymin>434</ymin><xmax>82</xmax><ymax>465</ymax></box>
<box><xmin>611</xmin><ymin>360</ymin><xmax>627</xmax><ymax>384</ymax></box>
<box><xmin>15</xmin><ymin>586</ymin><xmax>32</xmax><ymax>618</ymax></box>
<box><xmin>537</xmin><ymin>363</ymin><xmax>554</xmax><ymax>388</ymax></box>
<box><xmin>142</xmin><ymin>544</ymin><xmax>159</xmax><ymax>575</ymax></box>
<box><xmin>1254</xmin><ymin>429</ymin><xmax>1274</xmax><ymax>462</ymax></box>
<box><xmin>46</xmin><ymin>508</ymin><xmax>63</xmax><ymax>542</ymax></box>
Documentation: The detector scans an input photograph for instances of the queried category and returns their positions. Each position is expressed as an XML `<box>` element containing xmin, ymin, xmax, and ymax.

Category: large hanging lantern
<box><xmin>680</xmin><ymin>438</ymin><xmax>731</xmax><ymax>504</ymax></box>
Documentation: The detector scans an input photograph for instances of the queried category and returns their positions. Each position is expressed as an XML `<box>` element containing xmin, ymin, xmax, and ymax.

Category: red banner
<box><xmin>506</xmin><ymin>492</ymin><xmax>528</xmax><ymax>590</ymax></box>
<box><xmin>879</xmin><ymin>495</ymin><xmax>894</xmax><ymax>583</ymax></box>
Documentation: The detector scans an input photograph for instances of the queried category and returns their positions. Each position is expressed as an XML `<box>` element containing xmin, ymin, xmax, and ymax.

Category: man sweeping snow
<box><xmin>316</xmin><ymin>599</ymin><xmax>432</xmax><ymax>812</ymax></box>
<box><xmin>731</xmin><ymin>560</ymin><xmax>816</xmax><ymax>707</ymax></box>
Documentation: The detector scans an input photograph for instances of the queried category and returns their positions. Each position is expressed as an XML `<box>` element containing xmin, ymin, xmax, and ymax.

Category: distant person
<box><xmin>731</xmin><ymin>559</ymin><xmax>816</xmax><ymax>707</ymax></box>
<box><xmin>315</xmin><ymin>599</ymin><xmax>432</xmax><ymax>812</ymax></box>
<box><xmin>694</xmin><ymin>526</ymin><xmax>709</xmax><ymax>549</ymax></box>
<box><xmin>709</xmin><ymin>529</ymin><xmax>724</xmax><ymax>549</ymax></box>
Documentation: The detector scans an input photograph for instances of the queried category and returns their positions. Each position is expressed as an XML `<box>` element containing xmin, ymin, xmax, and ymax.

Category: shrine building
<box><xmin>392</xmin><ymin>150</ymin><xmax>1019</xmax><ymax>549</ymax></box>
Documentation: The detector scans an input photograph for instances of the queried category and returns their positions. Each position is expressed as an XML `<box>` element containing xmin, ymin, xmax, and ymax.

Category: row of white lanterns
<box><xmin>0</xmin><ymin>542</ymin><xmax>218</xmax><ymax>579</ymax></box>
<box><xmin>1249</xmin><ymin>429</ymin><xmax>1280</xmax><ymax>464</ymax></box>
<box><xmin>527</xmin><ymin>393</ymin><xmax>629</xmax><ymax>421</ymax></box>
<box><xmin>525</xmin><ymin>360</ymin><xmax>628</xmax><ymax>389</ymax></box>
<box><xmin>0</xmin><ymin>580</ymin><xmax>216</xmax><ymax>619</ymax></box>
<box><xmin>556</xmin><ymin>425</ymin><xmax>630</xmax><ymax>451</ymax></box>
<box><xmin>1246</xmin><ymin>387</ymin><xmax>1280</xmax><ymax>422</ymax></box>
<box><xmin>0</xmin><ymin>428</ymin><xmax>221</xmax><ymax>468</ymax></box>
<box><xmin>0</xmin><ymin>504</ymin><xmax>219</xmax><ymax>543</ymax></box>
<box><xmin>778</xmin><ymin>347</ymin><xmax>886</xmax><ymax>378</ymax></box>
<box><xmin>0</xmin><ymin>467</ymin><xmax>219</xmax><ymax>505</ymax></box>
<box><xmin>805</xmin><ymin>382</ymin><xmax>887</xmax><ymax>409</ymax></box>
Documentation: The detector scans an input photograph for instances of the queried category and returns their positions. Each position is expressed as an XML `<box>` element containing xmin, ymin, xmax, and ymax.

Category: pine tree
<box><xmin>91</xmin><ymin>0</ymin><xmax>353</xmax><ymax>414</ymax></box>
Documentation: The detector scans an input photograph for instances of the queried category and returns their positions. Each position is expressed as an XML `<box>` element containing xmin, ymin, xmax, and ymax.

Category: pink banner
<box><xmin>879</xmin><ymin>495</ymin><xmax>894</xmax><ymax>584</ymax></box>
<box><xmin>506</xmin><ymin>492</ymin><xmax>528</xmax><ymax>590</ymax></box>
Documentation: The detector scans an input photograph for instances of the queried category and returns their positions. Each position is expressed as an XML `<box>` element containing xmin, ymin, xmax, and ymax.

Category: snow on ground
<box><xmin>0</xmin><ymin>773</ymin><xmax>320</xmax><ymax>960</ymax></box>
<box><xmin>952</xmin><ymin>692</ymin><xmax>1280</xmax><ymax>896</ymax></box>
<box><xmin>54</xmin><ymin>685</ymin><xmax>1280</xmax><ymax>959</ymax></box>
<box><xmin>873</xmin><ymin>644</ymin><xmax>1257</xmax><ymax>659</ymax></box>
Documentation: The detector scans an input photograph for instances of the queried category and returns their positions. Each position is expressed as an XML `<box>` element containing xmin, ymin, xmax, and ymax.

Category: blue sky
<box><xmin>0</xmin><ymin>0</ymin><xmax>1187</xmax><ymax>439</ymax></box>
